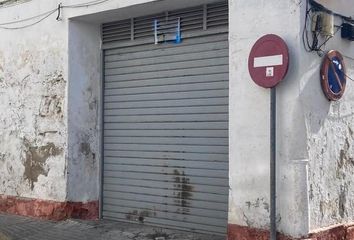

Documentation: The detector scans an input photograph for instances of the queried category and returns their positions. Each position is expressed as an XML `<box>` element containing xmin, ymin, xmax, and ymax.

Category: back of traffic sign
<box><xmin>248</xmin><ymin>34</ymin><xmax>289</xmax><ymax>88</ymax></box>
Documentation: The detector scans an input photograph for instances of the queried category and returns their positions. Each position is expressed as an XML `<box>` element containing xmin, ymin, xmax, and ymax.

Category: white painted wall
<box><xmin>301</xmin><ymin>5</ymin><xmax>354</xmax><ymax>233</ymax></box>
<box><xmin>0</xmin><ymin>5</ymin><xmax>67</xmax><ymax>200</ymax></box>
<box><xmin>229</xmin><ymin>0</ymin><xmax>309</xmax><ymax>237</ymax></box>
<box><xmin>316</xmin><ymin>0</ymin><xmax>353</xmax><ymax>19</ymax></box>
<box><xmin>229</xmin><ymin>0</ymin><xmax>354</xmax><ymax>237</ymax></box>
<box><xmin>66</xmin><ymin>20</ymin><xmax>101</xmax><ymax>202</ymax></box>
<box><xmin>1</xmin><ymin>0</ymin><xmax>354</xmax><ymax>238</ymax></box>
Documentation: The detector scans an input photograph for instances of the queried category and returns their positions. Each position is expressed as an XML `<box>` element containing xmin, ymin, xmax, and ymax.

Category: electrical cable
<box><xmin>302</xmin><ymin>0</ymin><xmax>343</xmax><ymax>55</ymax></box>
<box><xmin>344</xmin><ymin>72</ymin><xmax>354</xmax><ymax>82</ymax></box>
<box><xmin>62</xmin><ymin>0</ymin><xmax>111</xmax><ymax>8</ymax></box>
<box><xmin>343</xmin><ymin>55</ymin><xmax>354</xmax><ymax>61</ymax></box>
<box><xmin>309</xmin><ymin>0</ymin><xmax>354</xmax><ymax>24</ymax></box>
<box><xmin>304</xmin><ymin>1</ymin><xmax>354</xmax><ymax>85</ymax></box>
<box><xmin>0</xmin><ymin>8</ymin><xmax>57</xmax><ymax>29</ymax></box>
<box><xmin>56</xmin><ymin>3</ymin><xmax>62</xmax><ymax>21</ymax></box>
<box><xmin>316</xmin><ymin>26</ymin><xmax>341</xmax><ymax>50</ymax></box>
<box><xmin>302</xmin><ymin>0</ymin><xmax>312</xmax><ymax>52</ymax></box>
<box><xmin>0</xmin><ymin>0</ymin><xmax>31</xmax><ymax>9</ymax></box>
<box><xmin>333</xmin><ymin>63</ymin><xmax>354</xmax><ymax>82</ymax></box>
<box><xmin>0</xmin><ymin>0</ymin><xmax>112</xmax><ymax>29</ymax></box>
<box><xmin>0</xmin><ymin>8</ymin><xmax>57</xmax><ymax>26</ymax></box>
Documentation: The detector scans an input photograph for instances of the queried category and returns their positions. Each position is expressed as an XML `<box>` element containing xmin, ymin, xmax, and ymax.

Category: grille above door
<box><xmin>102</xmin><ymin>1</ymin><xmax>228</xmax><ymax>44</ymax></box>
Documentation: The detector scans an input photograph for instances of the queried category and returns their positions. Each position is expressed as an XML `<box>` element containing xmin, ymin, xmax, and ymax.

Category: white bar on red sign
<box><xmin>253</xmin><ymin>54</ymin><xmax>283</xmax><ymax>68</ymax></box>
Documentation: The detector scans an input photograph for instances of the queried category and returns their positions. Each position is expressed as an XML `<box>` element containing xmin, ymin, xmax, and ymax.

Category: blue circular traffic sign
<box><xmin>320</xmin><ymin>50</ymin><xmax>347</xmax><ymax>101</ymax></box>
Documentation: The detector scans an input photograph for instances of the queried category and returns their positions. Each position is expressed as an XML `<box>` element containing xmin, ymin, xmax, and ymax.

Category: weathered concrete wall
<box><xmin>1</xmin><ymin>0</ymin><xmax>354</xmax><ymax>237</ymax></box>
<box><xmin>229</xmin><ymin>0</ymin><xmax>309</xmax><ymax>237</ymax></box>
<box><xmin>0</xmin><ymin>8</ymin><xmax>67</xmax><ymax>200</ymax></box>
<box><xmin>229</xmin><ymin>0</ymin><xmax>354</xmax><ymax>238</ymax></box>
<box><xmin>66</xmin><ymin>21</ymin><xmax>101</xmax><ymax>202</ymax></box>
<box><xmin>301</xmin><ymin>4</ymin><xmax>354</xmax><ymax>232</ymax></box>
<box><xmin>0</xmin><ymin>0</ymin><xmax>160</xmax><ymax>203</ymax></box>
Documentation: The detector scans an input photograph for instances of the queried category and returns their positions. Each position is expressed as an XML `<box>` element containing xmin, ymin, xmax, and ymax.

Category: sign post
<box><xmin>270</xmin><ymin>87</ymin><xmax>276</xmax><ymax>240</ymax></box>
<box><xmin>248</xmin><ymin>34</ymin><xmax>289</xmax><ymax>240</ymax></box>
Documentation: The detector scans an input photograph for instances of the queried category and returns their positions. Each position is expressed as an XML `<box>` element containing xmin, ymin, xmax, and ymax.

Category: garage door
<box><xmin>102</xmin><ymin>1</ymin><xmax>229</xmax><ymax>235</ymax></box>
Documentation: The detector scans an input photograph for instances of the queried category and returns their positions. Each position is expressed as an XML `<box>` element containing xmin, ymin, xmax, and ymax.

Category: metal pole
<box><xmin>270</xmin><ymin>87</ymin><xmax>277</xmax><ymax>240</ymax></box>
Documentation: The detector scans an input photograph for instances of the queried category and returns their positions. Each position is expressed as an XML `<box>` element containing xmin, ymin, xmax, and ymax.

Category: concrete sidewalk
<box><xmin>0</xmin><ymin>214</ymin><xmax>225</xmax><ymax>240</ymax></box>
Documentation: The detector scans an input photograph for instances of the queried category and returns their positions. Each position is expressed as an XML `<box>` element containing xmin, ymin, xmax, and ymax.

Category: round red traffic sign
<box><xmin>248</xmin><ymin>34</ymin><xmax>289</xmax><ymax>88</ymax></box>
<box><xmin>320</xmin><ymin>50</ymin><xmax>346</xmax><ymax>101</ymax></box>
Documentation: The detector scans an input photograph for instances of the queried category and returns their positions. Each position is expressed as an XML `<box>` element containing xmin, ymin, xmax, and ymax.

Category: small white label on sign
<box><xmin>254</xmin><ymin>54</ymin><xmax>283</xmax><ymax>68</ymax></box>
<box><xmin>266</xmin><ymin>67</ymin><xmax>274</xmax><ymax>77</ymax></box>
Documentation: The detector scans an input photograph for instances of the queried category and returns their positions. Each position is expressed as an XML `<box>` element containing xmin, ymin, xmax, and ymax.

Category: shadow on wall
<box><xmin>300</xmin><ymin>59</ymin><xmax>354</xmax><ymax>133</ymax></box>
<box><xmin>300</xmin><ymin>61</ymin><xmax>331</xmax><ymax>135</ymax></box>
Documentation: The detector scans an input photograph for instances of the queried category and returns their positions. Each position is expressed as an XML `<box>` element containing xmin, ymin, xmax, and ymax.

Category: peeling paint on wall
<box><xmin>0</xmin><ymin>31</ymin><xmax>67</xmax><ymax>201</ymax></box>
<box><xmin>23</xmin><ymin>140</ymin><xmax>63</xmax><ymax>190</ymax></box>
<box><xmin>307</xmin><ymin>100</ymin><xmax>354</xmax><ymax>230</ymax></box>
<box><xmin>0</xmin><ymin>0</ymin><xmax>353</xmax><ymax>238</ymax></box>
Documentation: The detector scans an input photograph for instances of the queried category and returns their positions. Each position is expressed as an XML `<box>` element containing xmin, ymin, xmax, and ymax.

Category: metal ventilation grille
<box><xmin>134</xmin><ymin>13</ymin><xmax>165</xmax><ymax>39</ymax></box>
<box><xmin>102</xmin><ymin>19</ymin><xmax>131</xmax><ymax>43</ymax></box>
<box><xmin>168</xmin><ymin>6</ymin><xmax>204</xmax><ymax>33</ymax></box>
<box><xmin>207</xmin><ymin>1</ymin><xmax>228</xmax><ymax>29</ymax></box>
<box><xmin>102</xmin><ymin>1</ymin><xmax>228</xmax><ymax>44</ymax></box>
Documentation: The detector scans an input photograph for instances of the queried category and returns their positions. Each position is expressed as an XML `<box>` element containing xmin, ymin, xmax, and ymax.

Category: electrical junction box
<box><xmin>341</xmin><ymin>23</ymin><xmax>354</xmax><ymax>41</ymax></box>
<box><xmin>321</xmin><ymin>12</ymin><xmax>334</xmax><ymax>37</ymax></box>
<box><xmin>311</xmin><ymin>12</ymin><xmax>334</xmax><ymax>37</ymax></box>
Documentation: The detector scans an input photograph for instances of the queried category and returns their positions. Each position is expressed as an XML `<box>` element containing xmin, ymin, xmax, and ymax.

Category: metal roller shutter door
<box><xmin>102</xmin><ymin>2</ymin><xmax>229</xmax><ymax>235</ymax></box>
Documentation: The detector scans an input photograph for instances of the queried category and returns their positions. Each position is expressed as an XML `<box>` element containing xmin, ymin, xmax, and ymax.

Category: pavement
<box><xmin>0</xmin><ymin>214</ymin><xmax>225</xmax><ymax>240</ymax></box>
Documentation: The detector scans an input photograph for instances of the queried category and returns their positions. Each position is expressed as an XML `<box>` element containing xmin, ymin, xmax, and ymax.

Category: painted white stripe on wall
<box><xmin>253</xmin><ymin>54</ymin><xmax>283</xmax><ymax>68</ymax></box>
